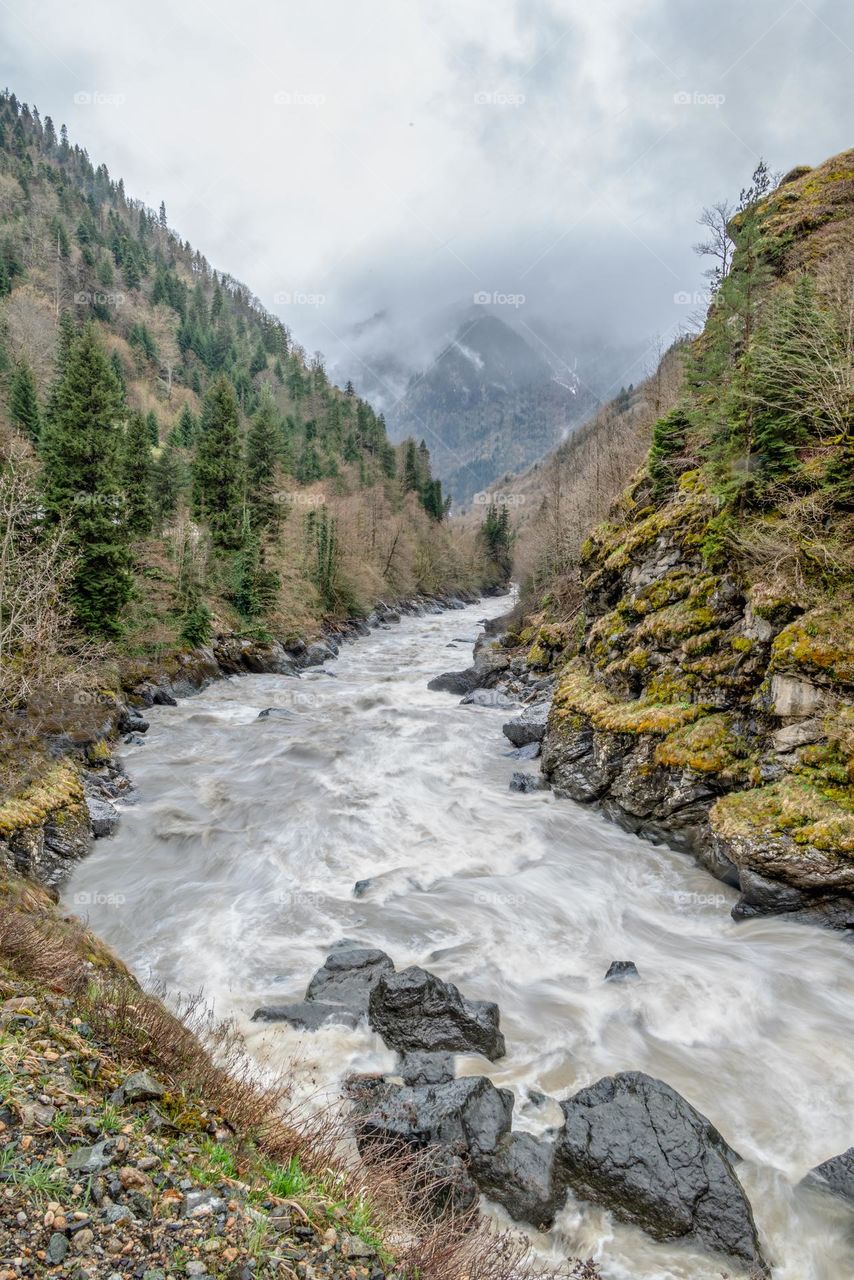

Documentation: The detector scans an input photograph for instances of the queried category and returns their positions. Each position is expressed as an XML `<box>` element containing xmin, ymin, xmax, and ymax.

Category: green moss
<box><xmin>712</xmin><ymin>776</ymin><xmax>854</xmax><ymax>854</ymax></box>
<box><xmin>771</xmin><ymin>607</ymin><xmax>854</xmax><ymax>683</ymax></box>
<box><xmin>731</xmin><ymin>636</ymin><xmax>754</xmax><ymax>654</ymax></box>
<box><xmin>655</xmin><ymin>714</ymin><xmax>755</xmax><ymax>780</ymax></box>
<box><xmin>552</xmin><ymin>658</ymin><xmax>705</xmax><ymax>737</ymax></box>
<box><xmin>0</xmin><ymin>763</ymin><xmax>85</xmax><ymax>838</ymax></box>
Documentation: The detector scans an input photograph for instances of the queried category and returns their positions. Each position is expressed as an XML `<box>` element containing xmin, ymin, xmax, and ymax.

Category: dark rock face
<box><xmin>802</xmin><ymin>1146</ymin><xmax>854</xmax><ymax>1204</ymax></box>
<box><xmin>509</xmin><ymin>771</ymin><xmax>545</xmax><ymax>793</ymax></box>
<box><xmin>305</xmin><ymin>947</ymin><xmax>394</xmax><ymax>1014</ymax></box>
<box><xmin>428</xmin><ymin>669</ymin><xmax>481</xmax><ymax>695</ymax></box>
<box><xmin>368</xmin><ymin>967</ymin><xmax>506</xmax><ymax>1060</ymax></box>
<box><xmin>604</xmin><ymin>961</ymin><xmax>639</xmax><ymax>981</ymax></box>
<box><xmin>397</xmin><ymin>1051</ymin><xmax>456</xmax><ymax>1086</ymax></box>
<box><xmin>477</xmin><ymin>1132</ymin><xmax>563</xmax><ymax>1228</ymax></box>
<box><xmin>502</xmin><ymin>704</ymin><xmax>549</xmax><ymax>748</ymax></box>
<box><xmin>357</xmin><ymin>1076</ymin><xmax>514</xmax><ymax>1165</ymax></box>
<box><xmin>555</xmin><ymin>1072</ymin><xmax>767</xmax><ymax>1275</ymax></box>
<box><xmin>250</xmin><ymin>1001</ymin><xmax>359</xmax><ymax>1030</ymax></box>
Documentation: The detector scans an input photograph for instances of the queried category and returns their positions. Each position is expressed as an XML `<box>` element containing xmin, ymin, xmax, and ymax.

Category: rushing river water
<box><xmin>62</xmin><ymin>596</ymin><xmax>854</xmax><ymax>1280</ymax></box>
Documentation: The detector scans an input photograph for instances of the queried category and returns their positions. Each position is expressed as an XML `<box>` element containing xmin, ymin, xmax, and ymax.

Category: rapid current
<box><xmin>62</xmin><ymin>595</ymin><xmax>854</xmax><ymax>1280</ymax></box>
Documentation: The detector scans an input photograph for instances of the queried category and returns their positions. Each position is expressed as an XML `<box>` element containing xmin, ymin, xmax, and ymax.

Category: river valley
<box><xmin>62</xmin><ymin>597</ymin><xmax>854</xmax><ymax>1280</ymax></box>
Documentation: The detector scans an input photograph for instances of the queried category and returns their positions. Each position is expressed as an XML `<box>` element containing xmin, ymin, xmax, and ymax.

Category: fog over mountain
<box><xmin>3</xmin><ymin>0</ymin><xmax>853</xmax><ymax>480</ymax></box>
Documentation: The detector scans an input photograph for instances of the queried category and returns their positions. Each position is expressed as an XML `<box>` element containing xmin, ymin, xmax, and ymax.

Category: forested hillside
<box><xmin>508</xmin><ymin>153</ymin><xmax>854</xmax><ymax>926</ymax></box>
<box><xmin>0</xmin><ymin>90</ymin><xmax>497</xmax><ymax>795</ymax></box>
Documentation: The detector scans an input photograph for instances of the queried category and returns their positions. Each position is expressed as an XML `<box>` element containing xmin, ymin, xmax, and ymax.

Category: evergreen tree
<box><xmin>648</xmin><ymin>408</ymin><xmax>690</xmax><ymax>499</ymax></box>
<box><xmin>9</xmin><ymin>359</ymin><xmax>41</xmax><ymax>444</ymax></box>
<box><xmin>168</xmin><ymin>403</ymin><xmax>196</xmax><ymax>447</ymax></box>
<box><xmin>231</xmin><ymin>530</ymin><xmax>279</xmax><ymax>620</ymax></box>
<box><xmin>121</xmin><ymin>410</ymin><xmax>154</xmax><ymax>535</ymax></box>
<box><xmin>192</xmin><ymin>376</ymin><xmax>244</xmax><ymax>548</ymax></box>
<box><xmin>145</xmin><ymin>408</ymin><xmax>159</xmax><ymax>446</ymax></box>
<box><xmin>152</xmin><ymin>446</ymin><xmax>182</xmax><ymax>522</ymax></box>
<box><xmin>109</xmin><ymin>349</ymin><xmax>127</xmax><ymax>399</ymax></box>
<box><xmin>249</xmin><ymin>339</ymin><xmax>268</xmax><ymax>375</ymax></box>
<box><xmin>479</xmin><ymin>502</ymin><xmax>512</xmax><ymax>584</ymax></box>
<box><xmin>402</xmin><ymin>439</ymin><xmax>420</xmax><ymax>491</ymax></box>
<box><xmin>246</xmin><ymin>389</ymin><xmax>278</xmax><ymax>530</ymax></box>
<box><xmin>40</xmin><ymin>325</ymin><xmax>131</xmax><ymax>635</ymax></box>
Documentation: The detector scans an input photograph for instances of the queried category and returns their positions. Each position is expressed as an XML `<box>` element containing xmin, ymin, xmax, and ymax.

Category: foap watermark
<box><xmin>273</xmin><ymin>91</ymin><xmax>326</xmax><ymax>107</ymax></box>
<box><xmin>673</xmin><ymin>290</ymin><xmax>713</xmax><ymax>307</ymax></box>
<box><xmin>472</xmin><ymin>491</ymin><xmax>525</xmax><ymax>507</ymax></box>
<box><xmin>74</xmin><ymin>91</ymin><xmax>126</xmax><ymax>107</ymax></box>
<box><xmin>73</xmin><ymin>690</ymin><xmax>116</xmax><ymax>707</ymax></box>
<box><xmin>673</xmin><ymin>90</ymin><xmax>725</xmax><ymax>108</ymax></box>
<box><xmin>71</xmin><ymin>492</ymin><xmax>122</xmax><ymax>510</ymax></box>
<box><xmin>673</xmin><ymin>890</ymin><xmax>727</xmax><ymax>908</ymax></box>
<box><xmin>74</xmin><ymin>890</ymin><xmax>126</xmax><ymax>908</ymax></box>
<box><xmin>473</xmin><ymin>290</ymin><xmax>525</xmax><ymax>308</ymax></box>
<box><xmin>273</xmin><ymin>290</ymin><xmax>326</xmax><ymax>307</ymax></box>
<box><xmin>474</xmin><ymin>91</ymin><xmax>525</xmax><ymax>107</ymax></box>
<box><xmin>74</xmin><ymin>289</ymin><xmax>125</xmax><ymax>308</ymax></box>
<box><xmin>474</xmin><ymin>890</ymin><xmax>526</xmax><ymax>907</ymax></box>
<box><xmin>274</xmin><ymin>490</ymin><xmax>327</xmax><ymax>507</ymax></box>
<box><xmin>275</xmin><ymin>889</ymin><xmax>325</xmax><ymax>908</ymax></box>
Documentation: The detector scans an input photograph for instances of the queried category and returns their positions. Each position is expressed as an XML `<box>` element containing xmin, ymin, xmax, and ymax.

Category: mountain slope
<box><xmin>514</xmin><ymin>152</ymin><xmax>854</xmax><ymax>928</ymax></box>
<box><xmin>387</xmin><ymin>314</ymin><xmax>597</xmax><ymax>504</ymax></box>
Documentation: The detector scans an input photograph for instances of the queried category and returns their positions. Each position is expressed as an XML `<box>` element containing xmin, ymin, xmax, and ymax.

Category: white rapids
<box><xmin>62</xmin><ymin>595</ymin><xmax>854</xmax><ymax>1280</ymax></box>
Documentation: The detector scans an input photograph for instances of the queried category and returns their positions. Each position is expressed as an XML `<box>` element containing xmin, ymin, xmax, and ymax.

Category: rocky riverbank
<box><xmin>0</xmin><ymin>591</ymin><xmax>486</xmax><ymax>893</ymax></box>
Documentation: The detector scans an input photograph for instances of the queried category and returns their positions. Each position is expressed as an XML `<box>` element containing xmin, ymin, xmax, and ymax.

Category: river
<box><xmin>62</xmin><ymin>595</ymin><xmax>854</xmax><ymax>1280</ymax></box>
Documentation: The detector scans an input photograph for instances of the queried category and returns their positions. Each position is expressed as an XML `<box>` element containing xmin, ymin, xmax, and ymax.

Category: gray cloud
<box><xmin>2</xmin><ymin>0</ymin><xmax>851</xmax><ymax>397</ymax></box>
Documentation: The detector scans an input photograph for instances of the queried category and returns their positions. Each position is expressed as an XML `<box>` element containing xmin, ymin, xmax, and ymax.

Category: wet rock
<box><xmin>477</xmin><ymin>1132</ymin><xmax>563</xmax><ymax>1228</ymax></box>
<box><xmin>46</xmin><ymin>1232</ymin><xmax>69</xmax><ymax>1264</ymax></box>
<box><xmin>86</xmin><ymin>795</ymin><xmax>120</xmax><ymax>838</ymax></box>
<box><xmin>118</xmin><ymin>708</ymin><xmax>149</xmax><ymax>735</ymax></box>
<box><xmin>502</xmin><ymin>704</ymin><xmax>549</xmax><ymax>748</ymax></box>
<box><xmin>303</xmin><ymin>640</ymin><xmax>337</xmax><ymax>667</ymax></box>
<box><xmin>555</xmin><ymin>1072</ymin><xmax>767</xmax><ymax>1275</ymax></box>
<box><xmin>368</xmin><ymin>967</ymin><xmax>506</xmax><ymax>1059</ymax></box>
<box><xmin>731</xmin><ymin>869</ymin><xmax>806</xmax><ymax>918</ymax></box>
<box><xmin>397</xmin><ymin>1050</ymin><xmax>455</xmax><ymax>1086</ymax></box>
<box><xmin>257</xmin><ymin>707</ymin><xmax>296</xmax><ymax>720</ymax></box>
<box><xmin>801</xmin><ymin>1146</ymin><xmax>854</xmax><ymax>1204</ymax></box>
<box><xmin>509</xmin><ymin>771</ymin><xmax>545</xmax><ymax>793</ymax></box>
<box><xmin>604</xmin><ymin>960</ymin><xmax>639</xmax><ymax>981</ymax></box>
<box><xmin>251</xmin><ymin>1001</ymin><xmax>359</xmax><ymax>1030</ymax></box>
<box><xmin>513</xmin><ymin>741</ymin><xmax>541</xmax><ymax>761</ymax></box>
<box><xmin>305</xmin><ymin>947</ymin><xmax>394</xmax><ymax>1014</ymax></box>
<box><xmin>428</xmin><ymin>669</ymin><xmax>481</xmax><ymax>695</ymax></box>
<box><xmin>541</xmin><ymin>724</ymin><xmax>625</xmax><ymax>803</ymax></box>
<box><xmin>416</xmin><ymin>1147</ymin><xmax>479</xmax><ymax>1216</ymax></box>
<box><xmin>357</xmin><ymin>1076</ymin><xmax>513</xmax><ymax>1165</ymax></box>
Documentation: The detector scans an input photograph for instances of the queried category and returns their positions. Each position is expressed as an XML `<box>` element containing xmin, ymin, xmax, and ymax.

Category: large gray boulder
<box><xmin>555</xmin><ymin>1072</ymin><xmax>767</xmax><ymax>1275</ymax></box>
<box><xmin>305</xmin><ymin>946</ymin><xmax>394</xmax><ymax>1014</ymax></box>
<box><xmin>368</xmin><ymin>966</ymin><xmax>506</xmax><ymax>1060</ymax></box>
<box><xmin>356</xmin><ymin>1076</ymin><xmax>513</xmax><ymax>1165</ymax></box>
<box><xmin>477</xmin><ymin>1132</ymin><xmax>563</xmax><ymax>1228</ymax></box>
<box><xmin>502</xmin><ymin>703</ymin><xmax>549</xmax><ymax>748</ymax></box>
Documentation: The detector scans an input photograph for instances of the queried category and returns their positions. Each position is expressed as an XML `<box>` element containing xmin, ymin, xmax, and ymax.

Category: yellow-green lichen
<box><xmin>770</xmin><ymin>607</ymin><xmax>854</xmax><ymax>684</ymax></box>
<box><xmin>655</xmin><ymin>714</ymin><xmax>756</xmax><ymax>781</ymax></box>
<box><xmin>0</xmin><ymin>763</ymin><xmax>85</xmax><ymax>838</ymax></box>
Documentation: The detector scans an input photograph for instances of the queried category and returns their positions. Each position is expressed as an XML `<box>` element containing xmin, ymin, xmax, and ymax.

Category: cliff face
<box><xmin>535</xmin><ymin>152</ymin><xmax>854</xmax><ymax>929</ymax></box>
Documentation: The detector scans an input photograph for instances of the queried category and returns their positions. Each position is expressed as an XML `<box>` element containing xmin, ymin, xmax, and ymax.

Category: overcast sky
<box><xmin>3</xmin><ymin>0</ymin><xmax>853</xmax><ymax>398</ymax></box>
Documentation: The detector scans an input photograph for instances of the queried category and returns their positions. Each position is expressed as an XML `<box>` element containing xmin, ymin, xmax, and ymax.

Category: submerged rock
<box><xmin>604</xmin><ymin>960</ymin><xmax>639</xmax><ymax>981</ymax></box>
<box><xmin>509</xmin><ymin>771</ymin><xmax>545</xmax><ymax>793</ymax></box>
<box><xmin>368</xmin><ymin>966</ymin><xmax>506</xmax><ymax>1060</ymax></box>
<box><xmin>250</xmin><ymin>1001</ymin><xmax>359</xmax><ymax>1030</ymax></box>
<box><xmin>555</xmin><ymin>1072</ymin><xmax>767</xmax><ymax>1275</ymax></box>
<box><xmin>801</xmin><ymin>1146</ymin><xmax>854</xmax><ymax>1204</ymax></box>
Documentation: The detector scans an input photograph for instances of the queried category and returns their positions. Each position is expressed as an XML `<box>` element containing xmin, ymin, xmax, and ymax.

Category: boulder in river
<box><xmin>368</xmin><ymin>966</ymin><xmax>506</xmax><ymax>1060</ymax></box>
<box><xmin>477</xmin><ymin>1132</ymin><xmax>563</xmax><ymax>1228</ymax></box>
<box><xmin>428</xmin><ymin>669</ymin><xmax>481</xmax><ymax>695</ymax></box>
<box><xmin>604</xmin><ymin>960</ymin><xmax>639</xmax><ymax>981</ymax></box>
<box><xmin>502</xmin><ymin>703</ymin><xmax>550</xmax><ymax>748</ymax></box>
<box><xmin>801</xmin><ymin>1146</ymin><xmax>854</xmax><ymax>1204</ymax></box>
<box><xmin>509</xmin><ymin>771</ymin><xmax>545</xmax><ymax>793</ymax></box>
<box><xmin>305</xmin><ymin>946</ymin><xmax>394</xmax><ymax>1014</ymax></box>
<box><xmin>357</xmin><ymin>1076</ymin><xmax>513</xmax><ymax>1166</ymax></box>
<box><xmin>397</xmin><ymin>1050</ymin><xmax>456</xmax><ymax>1086</ymax></box>
<box><xmin>555</xmin><ymin>1072</ymin><xmax>767</xmax><ymax>1275</ymax></box>
<box><xmin>251</xmin><ymin>1001</ymin><xmax>359</xmax><ymax>1030</ymax></box>
<box><xmin>86</xmin><ymin>795</ymin><xmax>120</xmax><ymax>838</ymax></box>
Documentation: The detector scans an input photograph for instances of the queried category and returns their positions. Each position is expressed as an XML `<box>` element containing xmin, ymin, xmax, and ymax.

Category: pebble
<box><xmin>46</xmin><ymin>1233</ymin><xmax>68</xmax><ymax>1265</ymax></box>
<box><xmin>71</xmin><ymin>1227</ymin><xmax>94</xmax><ymax>1253</ymax></box>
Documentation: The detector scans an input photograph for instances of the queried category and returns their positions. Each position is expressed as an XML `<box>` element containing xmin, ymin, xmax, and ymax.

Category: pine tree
<box><xmin>40</xmin><ymin>325</ymin><xmax>132</xmax><ymax>635</ymax></box>
<box><xmin>9</xmin><ymin>359</ymin><xmax>41</xmax><ymax>444</ymax></box>
<box><xmin>192</xmin><ymin>376</ymin><xmax>244</xmax><ymax>548</ymax></box>
<box><xmin>648</xmin><ymin>409</ymin><xmax>690</xmax><ymax>499</ymax></box>
<box><xmin>249</xmin><ymin>339</ymin><xmax>268</xmax><ymax>375</ymax></box>
<box><xmin>152</xmin><ymin>446</ymin><xmax>182</xmax><ymax>522</ymax></box>
<box><xmin>231</xmin><ymin>530</ymin><xmax>279</xmax><ymax>620</ymax></box>
<box><xmin>246</xmin><ymin>388</ymin><xmax>278</xmax><ymax>530</ymax></box>
<box><xmin>145</xmin><ymin>409</ymin><xmax>159</xmax><ymax>446</ymax></box>
<box><xmin>121</xmin><ymin>410</ymin><xmax>154</xmax><ymax>535</ymax></box>
<box><xmin>110</xmin><ymin>349</ymin><xmax>127</xmax><ymax>399</ymax></box>
<box><xmin>402</xmin><ymin>440</ymin><xmax>419</xmax><ymax>491</ymax></box>
<box><xmin>168</xmin><ymin>403</ymin><xmax>196</xmax><ymax>447</ymax></box>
